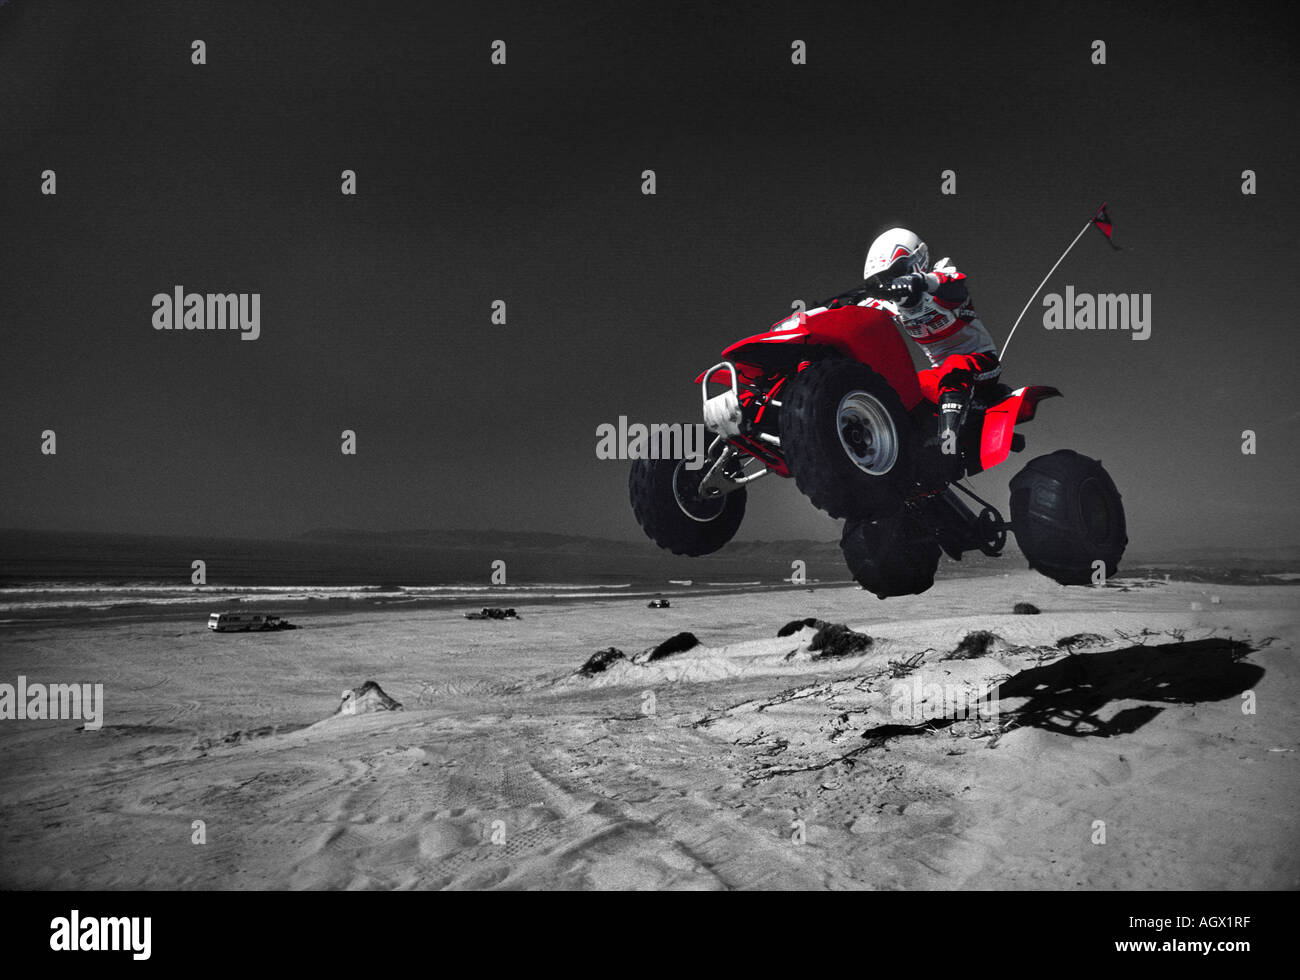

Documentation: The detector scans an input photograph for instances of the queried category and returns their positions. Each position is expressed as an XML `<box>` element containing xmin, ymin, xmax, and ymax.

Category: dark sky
<box><xmin>2</xmin><ymin>0</ymin><xmax>1297</xmax><ymax>554</ymax></box>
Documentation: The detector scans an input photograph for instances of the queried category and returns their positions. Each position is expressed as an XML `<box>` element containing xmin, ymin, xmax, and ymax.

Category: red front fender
<box><xmin>978</xmin><ymin>385</ymin><xmax>1062</xmax><ymax>472</ymax></box>
<box><xmin>693</xmin><ymin>306</ymin><xmax>923</xmax><ymax>409</ymax></box>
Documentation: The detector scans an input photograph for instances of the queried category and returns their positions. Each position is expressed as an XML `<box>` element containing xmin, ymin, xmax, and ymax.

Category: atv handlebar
<box><xmin>823</xmin><ymin>279</ymin><xmax>893</xmax><ymax>309</ymax></box>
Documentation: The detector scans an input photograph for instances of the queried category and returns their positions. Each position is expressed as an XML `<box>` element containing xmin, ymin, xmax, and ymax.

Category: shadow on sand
<box><xmin>862</xmin><ymin>638</ymin><xmax>1262</xmax><ymax>742</ymax></box>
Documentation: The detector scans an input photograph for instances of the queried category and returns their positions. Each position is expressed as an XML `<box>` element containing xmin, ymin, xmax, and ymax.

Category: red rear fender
<box><xmin>978</xmin><ymin>385</ymin><xmax>1062</xmax><ymax>471</ymax></box>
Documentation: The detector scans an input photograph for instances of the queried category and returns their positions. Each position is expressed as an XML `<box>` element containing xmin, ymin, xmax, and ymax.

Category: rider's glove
<box><xmin>884</xmin><ymin>273</ymin><xmax>926</xmax><ymax>305</ymax></box>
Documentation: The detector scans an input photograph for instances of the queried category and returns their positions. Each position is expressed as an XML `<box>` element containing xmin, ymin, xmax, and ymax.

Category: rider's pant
<box><xmin>918</xmin><ymin>351</ymin><xmax>1001</xmax><ymax>402</ymax></box>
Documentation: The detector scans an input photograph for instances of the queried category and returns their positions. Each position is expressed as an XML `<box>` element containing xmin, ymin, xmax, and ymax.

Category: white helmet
<box><xmin>863</xmin><ymin>228</ymin><xmax>930</xmax><ymax>281</ymax></box>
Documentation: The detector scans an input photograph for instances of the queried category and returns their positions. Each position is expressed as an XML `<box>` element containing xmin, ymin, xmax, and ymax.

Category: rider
<box><xmin>835</xmin><ymin>228</ymin><xmax>1001</xmax><ymax>464</ymax></box>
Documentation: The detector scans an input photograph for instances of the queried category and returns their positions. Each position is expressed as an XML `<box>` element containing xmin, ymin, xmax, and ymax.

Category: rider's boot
<box><xmin>935</xmin><ymin>386</ymin><xmax>969</xmax><ymax>481</ymax></box>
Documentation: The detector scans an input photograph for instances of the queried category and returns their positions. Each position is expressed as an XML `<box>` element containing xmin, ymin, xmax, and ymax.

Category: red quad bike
<box><xmin>628</xmin><ymin>288</ymin><xmax>1127</xmax><ymax>598</ymax></box>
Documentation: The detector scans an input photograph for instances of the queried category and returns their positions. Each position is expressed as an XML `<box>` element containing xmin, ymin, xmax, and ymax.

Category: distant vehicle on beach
<box><xmin>464</xmin><ymin>607</ymin><xmax>519</xmax><ymax>621</ymax></box>
<box><xmin>207</xmin><ymin>612</ymin><xmax>293</xmax><ymax>632</ymax></box>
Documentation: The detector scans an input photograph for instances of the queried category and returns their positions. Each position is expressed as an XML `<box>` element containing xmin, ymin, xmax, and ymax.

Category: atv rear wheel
<box><xmin>629</xmin><ymin>456</ymin><xmax>747</xmax><ymax>557</ymax></box>
<box><xmin>1009</xmin><ymin>450</ymin><xmax>1127</xmax><ymax>585</ymax></box>
<box><xmin>780</xmin><ymin>359</ymin><xmax>914</xmax><ymax>519</ymax></box>
<box><xmin>840</xmin><ymin>512</ymin><xmax>942</xmax><ymax>599</ymax></box>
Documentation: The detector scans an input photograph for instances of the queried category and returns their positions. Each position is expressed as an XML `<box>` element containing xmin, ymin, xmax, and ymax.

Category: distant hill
<box><xmin>1123</xmin><ymin>544</ymin><xmax>1300</xmax><ymax>566</ymax></box>
<box><xmin>297</xmin><ymin>526</ymin><xmax>848</xmax><ymax>558</ymax></box>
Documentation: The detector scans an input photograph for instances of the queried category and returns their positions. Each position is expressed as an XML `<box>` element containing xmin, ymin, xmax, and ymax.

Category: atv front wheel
<box><xmin>840</xmin><ymin>512</ymin><xmax>942</xmax><ymax>599</ymax></box>
<box><xmin>629</xmin><ymin>456</ymin><xmax>747</xmax><ymax>557</ymax></box>
<box><xmin>780</xmin><ymin>359</ymin><xmax>914</xmax><ymax>519</ymax></box>
<box><xmin>1009</xmin><ymin>450</ymin><xmax>1127</xmax><ymax>585</ymax></box>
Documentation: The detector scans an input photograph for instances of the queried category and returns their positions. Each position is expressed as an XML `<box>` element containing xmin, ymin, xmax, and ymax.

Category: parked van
<box><xmin>207</xmin><ymin>612</ymin><xmax>286</xmax><ymax>632</ymax></box>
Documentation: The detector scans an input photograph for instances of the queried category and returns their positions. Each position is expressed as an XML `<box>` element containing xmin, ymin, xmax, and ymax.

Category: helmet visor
<box><xmin>886</xmin><ymin>256</ymin><xmax>912</xmax><ymax>279</ymax></box>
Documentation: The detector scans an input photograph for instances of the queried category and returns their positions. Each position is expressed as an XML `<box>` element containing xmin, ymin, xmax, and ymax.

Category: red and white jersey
<box><xmin>860</xmin><ymin>258</ymin><xmax>996</xmax><ymax>368</ymax></box>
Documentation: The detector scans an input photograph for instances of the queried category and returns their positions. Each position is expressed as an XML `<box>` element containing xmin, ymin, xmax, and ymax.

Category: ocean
<box><xmin>0</xmin><ymin>529</ymin><xmax>840</xmax><ymax>623</ymax></box>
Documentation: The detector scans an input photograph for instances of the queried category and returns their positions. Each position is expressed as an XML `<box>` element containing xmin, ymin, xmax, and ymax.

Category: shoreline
<box><xmin>4</xmin><ymin>561</ymin><xmax>1293</xmax><ymax>632</ymax></box>
<box><xmin>0</xmin><ymin>580</ymin><xmax>849</xmax><ymax>631</ymax></box>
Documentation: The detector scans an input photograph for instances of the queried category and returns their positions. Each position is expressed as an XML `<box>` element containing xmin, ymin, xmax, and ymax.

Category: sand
<box><xmin>1</xmin><ymin>571</ymin><xmax>1296</xmax><ymax>890</ymax></box>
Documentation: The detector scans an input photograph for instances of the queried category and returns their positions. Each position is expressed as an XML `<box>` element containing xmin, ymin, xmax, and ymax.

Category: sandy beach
<box><xmin>1</xmin><ymin>571</ymin><xmax>1296</xmax><ymax>890</ymax></box>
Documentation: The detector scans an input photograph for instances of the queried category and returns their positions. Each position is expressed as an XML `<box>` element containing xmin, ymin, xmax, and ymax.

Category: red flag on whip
<box><xmin>1000</xmin><ymin>200</ymin><xmax>1124</xmax><ymax>358</ymax></box>
<box><xmin>1091</xmin><ymin>202</ymin><xmax>1121</xmax><ymax>250</ymax></box>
